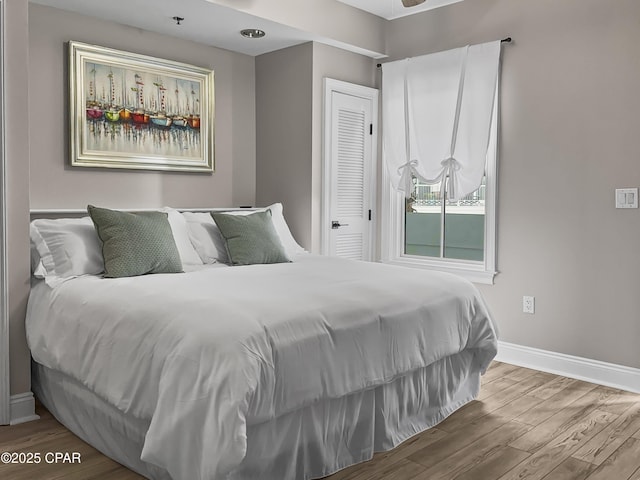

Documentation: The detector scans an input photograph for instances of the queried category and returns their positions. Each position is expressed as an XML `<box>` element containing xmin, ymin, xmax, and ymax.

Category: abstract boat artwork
<box><xmin>69</xmin><ymin>41</ymin><xmax>215</xmax><ymax>172</ymax></box>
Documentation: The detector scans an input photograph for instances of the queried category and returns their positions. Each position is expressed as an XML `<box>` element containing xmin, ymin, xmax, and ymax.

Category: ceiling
<box><xmin>336</xmin><ymin>0</ymin><xmax>464</xmax><ymax>20</ymax></box>
<box><xmin>30</xmin><ymin>0</ymin><xmax>329</xmax><ymax>57</ymax></box>
<box><xmin>30</xmin><ymin>0</ymin><xmax>460</xmax><ymax>58</ymax></box>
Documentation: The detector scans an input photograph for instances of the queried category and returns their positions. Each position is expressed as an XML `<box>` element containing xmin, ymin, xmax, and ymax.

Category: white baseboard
<box><xmin>10</xmin><ymin>392</ymin><xmax>40</xmax><ymax>425</ymax></box>
<box><xmin>495</xmin><ymin>341</ymin><xmax>640</xmax><ymax>394</ymax></box>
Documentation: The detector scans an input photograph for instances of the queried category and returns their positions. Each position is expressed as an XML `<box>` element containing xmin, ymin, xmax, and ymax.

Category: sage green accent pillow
<box><xmin>210</xmin><ymin>210</ymin><xmax>290</xmax><ymax>265</ymax></box>
<box><xmin>87</xmin><ymin>205</ymin><xmax>183</xmax><ymax>278</ymax></box>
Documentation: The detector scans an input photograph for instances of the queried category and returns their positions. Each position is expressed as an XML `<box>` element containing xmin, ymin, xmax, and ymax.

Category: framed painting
<box><xmin>69</xmin><ymin>41</ymin><xmax>214</xmax><ymax>172</ymax></box>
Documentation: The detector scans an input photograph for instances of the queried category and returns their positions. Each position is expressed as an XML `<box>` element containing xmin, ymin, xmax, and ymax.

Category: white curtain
<box><xmin>382</xmin><ymin>41</ymin><xmax>501</xmax><ymax>201</ymax></box>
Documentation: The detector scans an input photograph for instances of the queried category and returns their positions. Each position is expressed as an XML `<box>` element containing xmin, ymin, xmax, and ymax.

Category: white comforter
<box><xmin>26</xmin><ymin>255</ymin><xmax>498</xmax><ymax>480</ymax></box>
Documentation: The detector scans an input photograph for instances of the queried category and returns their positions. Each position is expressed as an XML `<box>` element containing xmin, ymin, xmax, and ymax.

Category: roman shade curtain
<box><xmin>382</xmin><ymin>41</ymin><xmax>501</xmax><ymax>201</ymax></box>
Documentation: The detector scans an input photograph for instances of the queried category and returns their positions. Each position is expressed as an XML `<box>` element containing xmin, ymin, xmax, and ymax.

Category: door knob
<box><xmin>332</xmin><ymin>221</ymin><xmax>349</xmax><ymax>229</ymax></box>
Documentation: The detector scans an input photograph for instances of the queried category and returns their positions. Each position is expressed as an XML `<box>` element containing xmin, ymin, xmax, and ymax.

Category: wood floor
<box><xmin>1</xmin><ymin>362</ymin><xmax>639</xmax><ymax>480</ymax></box>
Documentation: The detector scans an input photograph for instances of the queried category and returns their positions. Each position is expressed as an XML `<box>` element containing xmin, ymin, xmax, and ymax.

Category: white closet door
<box><xmin>323</xmin><ymin>80</ymin><xmax>378</xmax><ymax>261</ymax></box>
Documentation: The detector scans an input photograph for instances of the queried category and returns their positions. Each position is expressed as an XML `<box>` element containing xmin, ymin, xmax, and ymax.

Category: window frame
<box><xmin>380</xmin><ymin>142</ymin><xmax>498</xmax><ymax>285</ymax></box>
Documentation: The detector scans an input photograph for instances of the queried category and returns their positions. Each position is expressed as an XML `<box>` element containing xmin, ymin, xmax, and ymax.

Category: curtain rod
<box><xmin>376</xmin><ymin>37</ymin><xmax>512</xmax><ymax>68</ymax></box>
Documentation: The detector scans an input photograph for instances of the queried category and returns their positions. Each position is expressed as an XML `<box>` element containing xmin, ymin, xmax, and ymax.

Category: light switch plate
<box><xmin>615</xmin><ymin>188</ymin><xmax>638</xmax><ymax>209</ymax></box>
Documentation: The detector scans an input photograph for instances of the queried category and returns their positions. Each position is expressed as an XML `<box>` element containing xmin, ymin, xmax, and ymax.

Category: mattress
<box><xmin>26</xmin><ymin>255</ymin><xmax>498</xmax><ymax>479</ymax></box>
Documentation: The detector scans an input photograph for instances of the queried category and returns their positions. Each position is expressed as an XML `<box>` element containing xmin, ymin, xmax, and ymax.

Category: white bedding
<box><xmin>26</xmin><ymin>255</ymin><xmax>498</xmax><ymax>480</ymax></box>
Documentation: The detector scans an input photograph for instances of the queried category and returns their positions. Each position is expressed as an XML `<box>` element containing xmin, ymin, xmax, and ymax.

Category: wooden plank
<box><xmin>498</xmin><ymin>409</ymin><xmax>617</xmax><ymax>480</ymax></box>
<box><xmin>572</xmin><ymin>400</ymin><xmax>640</xmax><ymax>465</ymax></box>
<box><xmin>503</xmin><ymin>366</ymin><xmax>548</xmax><ymax>383</ymax></box>
<box><xmin>88</xmin><ymin>467</ymin><xmax>146</xmax><ymax>480</ymax></box>
<box><xmin>367</xmin><ymin>427</ymin><xmax>447</xmax><ymax>467</ymax></box>
<box><xmin>0</xmin><ymin>427</ymin><xmax>70</xmax><ymax>451</ymax></box>
<box><xmin>481</xmin><ymin>362</ymin><xmax>520</xmax><ymax>384</ymax></box>
<box><xmin>592</xmin><ymin>387</ymin><xmax>640</xmax><ymax>416</ymax></box>
<box><xmin>411</xmin><ymin>421</ymin><xmax>531</xmax><ymax>480</ymax></box>
<box><xmin>490</xmin><ymin>392</ymin><xmax>546</xmax><ymax>422</ymax></box>
<box><xmin>347</xmin><ymin>459</ymin><xmax>425</xmax><ymax>480</ymax></box>
<box><xmin>479</xmin><ymin>377</ymin><xmax>519</xmax><ymax>401</ymax></box>
<box><xmin>538</xmin><ymin>457</ymin><xmax>598</xmax><ymax>480</ymax></box>
<box><xmin>328</xmin><ymin>428</ymin><xmax>447</xmax><ymax>480</ymax></box>
<box><xmin>453</xmin><ymin>446</ymin><xmax>531</xmax><ymax>480</ymax></box>
<box><xmin>0</xmin><ymin>415</ymin><xmax>61</xmax><ymax>445</ymax></box>
<box><xmin>437</xmin><ymin>372</ymin><xmax>554</xmax><ymax>433</ymax></box>
<box><xmin>326</xmin><ymin>460</ymin><xmax>370</xmax><ymax>480</ymax></box>
<box><xmin>38</xmin><ymin>451</ymin><xmax>123</xmax><ymax>480</ymax></box>
<box><xmin>510</xmin><ymin>387</ymin><xmax>616</xmax><ymax>453</ymax></box>
<box><xmin>515</xmin><ymin>380</ymin><xmax>598</xmax><ymax>427</ymax></box>
<box><xmin>581</xmin><ymin>437</ymin><xmax>640</xmax><ymax>480</ymax></box>
<box><xmin>628</xmin><ymin>466</ymin><xmax>640</xmax><ymax>480</ymax></box>
<box><xmin>510</xmin><ymin>401</ymin><xmax>604</xmax><ymax>454</ymax></box>
<box><xmin>407</xmin><ymin>414</ymin><xmax>508</xmax><ymax>469</ymax></box>
<box><xmin>527</xmin><ymin>375</ymin><xmax>580</xmax><ymax>400</ymax></box>
<box><xmin>0</xmin><ymin>435</ymin><xmax>90</xmax><ymax>480</ymax></box>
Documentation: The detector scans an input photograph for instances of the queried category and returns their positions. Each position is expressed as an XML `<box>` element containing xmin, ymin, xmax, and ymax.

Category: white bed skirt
<box><xmin>33</xmin><ymin>349</ymin><xmax>480</xmax><ymax>480</ymax></box>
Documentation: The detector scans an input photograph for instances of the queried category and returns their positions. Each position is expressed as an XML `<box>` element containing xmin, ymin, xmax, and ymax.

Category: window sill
<box><xmin>382</xmin><ymin>256</ymin><xmax>497</xmax><ymax>285</ymax></box>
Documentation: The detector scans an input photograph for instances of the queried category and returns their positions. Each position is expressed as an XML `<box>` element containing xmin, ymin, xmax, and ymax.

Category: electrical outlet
<box><xmin>523</xmin><ymin>296</ymin><xmax>535</xmax><ymax>314</ymax></box>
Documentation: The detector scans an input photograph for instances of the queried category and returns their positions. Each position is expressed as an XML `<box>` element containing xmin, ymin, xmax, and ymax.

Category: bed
<box><xmin>26</xmin><ymin>205</ymin><xmax>498</xmax><ymax>480</ymax></box>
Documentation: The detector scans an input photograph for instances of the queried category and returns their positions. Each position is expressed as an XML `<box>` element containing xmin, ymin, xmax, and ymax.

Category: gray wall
<box><xmin>386</xmin><ymin>0</ymin><xmax>640</xmax><ymax>369</ymax></box>
<box><xmin>29</xmin><ymin>4</ymin><xmax>256</xmax><ymax>210</ymax></box>
<box><xmin>256</xmin><ymin>42</ymin><xmax>375</xmax><ymax>252</ymax></box>
<box><xmin>255</xmin><ymin>43</ymin><xmax>314</xmax><ymax>248</ymax></box>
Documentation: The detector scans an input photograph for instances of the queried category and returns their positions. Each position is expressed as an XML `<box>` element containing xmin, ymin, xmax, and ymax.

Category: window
<box><xmin>405</xmin><ymin>175</ymin><xmax>486</xmax><ymax>261</ymax></box>
<box><xmin>381</xmin><ymin>145</ymin><xmax>497</xmax><ymax>285</ymax></box>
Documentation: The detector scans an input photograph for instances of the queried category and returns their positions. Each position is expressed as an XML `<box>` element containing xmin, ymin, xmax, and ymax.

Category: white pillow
<box><xmin>183</xmin><ymin>203</ymin><xmax>306</xmax><ymax>264</ymax></box>
<box><xmin>30</xmin><ymin>217</ymin><xmax>104</xmax><ymax>282</ymax></box>
<box><xmin>160</xmin><ymin>207</ymin><xmax>203</xmax><ymax>266</ymax></box>
<box><xmin>254</xmin><ymin>203</ymin><xmax>307</xmax><ymax>258</ymax></box>
<box><xmin>182</xmin><ymin>212</ymin><xmax>228</xmax><ymax>264</ymax></box>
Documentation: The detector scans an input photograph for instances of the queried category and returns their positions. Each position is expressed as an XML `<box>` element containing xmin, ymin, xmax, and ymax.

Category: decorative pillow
<box><xmin>184</xmin><ymin>203</ymin><xmax>306</xmax><ymax>264</ymax></box>
<box><xmin>88</xmin><ymin>205</ymin><xmax>183</xmax><ymax>278</ymax></box>
<box><xmin>210</xmin><ymin>210</ymin><xmax>290</xmax><ymax>265</ymax></box>
<box><xmin>30</xmin><ymin>217</ymin><xmax>104</xmax><ymax>283</ymax></box>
